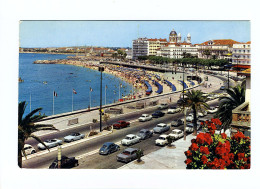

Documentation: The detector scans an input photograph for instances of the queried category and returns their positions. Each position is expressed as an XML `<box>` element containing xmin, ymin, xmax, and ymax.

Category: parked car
<box><xmin>64</xmin><ymin>132</ymin><xmax>85</xmax><ymax>142</ymax></box>
<box><xmin>220</xmin><ymin>86</ymin><xmax>226</xmax><ymax>90</ymax></box>
<box><xmin>113</xmin><ymin>120</ymin><xmax>130</xmax><ymax>129</ymax></box>
<box><xmin>153</xmin><ymin>123</ymin><xmax>170</xmax><ymax>134</ymax></box>
<box><xmin>138</xmin><ymin>114</ymin><xmax>152</xmax><ymax>122</ymax></box>
<box><xmin>171</xmin><ymin>119</ymin><xmax>183</xmax><ymax>127</ymax></box>
<box><xmin>49</xmin><ymin>155</ymin><xmax>79</xmax><ymax>169</ymax></box>
<box><xmin>137</xmin><ymin>129</ymin><xmax>153</xmax><ymax>140</ymax></box>
<box><xmin>157</xmin><ymin>103</ymin><xmax>168</xmax><ymax>110</ymax></box>
<box><xmin>155</xmin><ymin>134</ymin><xmax>169</xmax><ymax>146</ymax></box>
<box><xmin>168</xmin><ymin>129</ymin><xmax>184</xmax><ymax>140</ymax></box>
<box><xmin>121</xmin><ymin>134</ymin><xmax>141</xmax><ymax>146</ymax></box>
<box><xmin>152</xmin><ymin>111</ymin><xmax>165</xmax><ymax>118</ymax></box>
<box><xmin>207</xmin><ymin>106</ymin><xmax>218</xmax><ymax>114</ymax></box>
<box><xmin>116</xmin><ymin>148</ymin><xmax>138</xmax><ymax>163</ymax></box>
<box><xmin>186</xmin><ymin>113</ymin><xmax>194</xmax><ymax>122</ymax></box>
<box><xmin>167</xmin><ymin>106</ymin><xmax>180</xmax><ymax>114</ymax></box>
<box><xmin>185</xmin><ymin>123</ymin><xmax>194</xmax><ymax>133</ymax></box>
<box><xmin>197</xmin><ymin>111</ymin><xmax>207</xmax><ymax>117</ymax></box>
<box><xmin>37</xmin><ymin>139</ymin><xmax>63</xmax><ymax>150</ymax></box>
<box><xmin>22</xmin><ymin>144</ymin><xmax>36</xmax><ymax>156</ymax></box>
<box><xmin>99</xmin><ymin>142</ymin><xmax>120</xmax><ymax>155</ymax></box>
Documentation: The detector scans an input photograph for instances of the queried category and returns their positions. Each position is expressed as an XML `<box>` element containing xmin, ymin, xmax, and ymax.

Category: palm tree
<box><xmin>216</xmin><ymin>84</ymin><xmax>245</xmax><ymax>131</ymax></box>
<box><xmin>18</xmin><ymin>101</ymin><xmax>58</xmax><ymax>168</ymax></box>
<box><xmin>184</xmin><ymin>90</ymin><xmax>209</xmax><ymax>135</ymax></box>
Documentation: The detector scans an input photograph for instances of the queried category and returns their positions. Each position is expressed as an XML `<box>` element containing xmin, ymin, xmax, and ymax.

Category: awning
<box><xmin>232</xmin><ymin>65</ymin><xmax>251</xmax><ymax>69</ymax></box>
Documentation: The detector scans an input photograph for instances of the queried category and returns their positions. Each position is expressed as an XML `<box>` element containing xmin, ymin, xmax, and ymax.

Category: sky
<box><xmin>19</xmin><ymin>20</ymin><xmax>250</xmax><ymax>48</ymax></box>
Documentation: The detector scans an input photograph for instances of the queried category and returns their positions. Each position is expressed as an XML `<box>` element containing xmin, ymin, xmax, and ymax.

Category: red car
<box><xmin>113</xmin><ymin>120</ymin><xmax>130</xmax><ymax>129</ymax></box>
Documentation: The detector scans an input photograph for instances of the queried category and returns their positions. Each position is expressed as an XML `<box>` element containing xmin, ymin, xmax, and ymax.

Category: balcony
<box><xmin>231</xmin><ymin>102</ymin><xmax>250</xmax><ymax>129</ymax></box>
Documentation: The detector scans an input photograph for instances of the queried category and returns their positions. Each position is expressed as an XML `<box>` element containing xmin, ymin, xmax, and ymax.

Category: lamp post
<box><xmin>234</xmin><ymin>55</ymin><xmax>240</xmax><ymax>80</ymax></box>
<box><xmin>98</xmin><ymin>66</ymin><xmax>104</xmax><ymax>132</ymax></box>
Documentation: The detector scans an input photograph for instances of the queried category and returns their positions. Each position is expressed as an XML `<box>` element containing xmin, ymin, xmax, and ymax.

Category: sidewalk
<box><xmin>119</xmin><ymin>134</ymin><xmax>196</xmax><ymax>169</ymax></box>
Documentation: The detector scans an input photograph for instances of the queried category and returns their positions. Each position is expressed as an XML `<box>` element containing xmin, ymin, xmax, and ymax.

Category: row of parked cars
<box><xmin>23</xmin><ymin>132</ymin><xmax>86</xmax><ymax>157</ymax></box>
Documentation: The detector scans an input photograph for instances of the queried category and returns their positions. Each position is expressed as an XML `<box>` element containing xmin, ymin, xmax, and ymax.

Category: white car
<box><xmin>167</xmin><ymin>106</ymin><xmax>180</xmax><ymax>114</ymax></box>
<box><xmin>37</xmin><ymin>139</ymin><xmax>63</xmax><ymax>150</ymax></box>
<box><xmin>185</xmin><ymin>123</ymin><xmax>194</xmax><ymax>133</ymax></box>
<box><xmin>197</xmin><ymin>111</ymin><xmax>207</xmax><ymax>117</ymax></box>
<box><xmin>186</xmin><ymin>113</ymin><xmax>194</xmax><ymax>122</ymax></box>
<box><xmin>153</xmin><ymin>123</ymin><xmax>170</xmax><ymax>134</ymax></box>
<box><xmin>207</xmin><ymin>106</ymin><xmax>218</xmax><ymax>114</ymax></box>
<box><xmin>121</xmin><ymin>134</ymin><xmax>141</xmax><ymax>146</ymax></box>
<box><xmin>168</xmin><ymin>129</ymin><xmax>184</xmax><ymax>140</ymax></box>
<box><xmin>64</xmin><ymin>132</ymin><xmax>85</xmax><ymax>142</ymax></box>
<box><xmin>155</xmin><ymin>134</ymin><xmax>169</xmax><ymax>146</ymax></box>
<box><xmin>138</xmin><ymin>114</ymin><xmax>152</xmax><ymax>122</ymax></box>
<box><xmin>22</xmin><ymin>144</ymin><xmax>36</xmax><ymax>156</ymax></box>
<box><xmin>157</xmin><ymin>103</ymin><xmax>168</xmax><ymax>110</ymax></box>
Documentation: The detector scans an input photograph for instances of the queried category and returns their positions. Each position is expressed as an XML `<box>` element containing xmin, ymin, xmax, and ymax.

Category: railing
<box><xmin>231</xmin><ymin>102</ymin><xmax>250</xmax><ymax>128</ymax></box>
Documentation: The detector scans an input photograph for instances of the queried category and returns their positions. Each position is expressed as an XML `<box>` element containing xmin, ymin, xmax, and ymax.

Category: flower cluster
<box><xmin>184</xmin><ymin>118</ymin><xmax>250</xmax><ymax>169</ymax></box>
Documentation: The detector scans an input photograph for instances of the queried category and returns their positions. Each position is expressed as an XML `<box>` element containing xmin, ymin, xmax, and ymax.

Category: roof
<box><xmin>124</xmin><ymin>148</ymin><xmax>138</xmax><ymax>152</ymax></box>
<box><xmin>172</xmin><ymin>129</ymin><xmax>182</xmax><ymax>132</ymax></box>
<box><xmin>159</xmin><ymin>134</ymin><xmax>168</xmax><ymax>137</ymax></box>
<box><xmin>148</xmin><ymin>38</ymin><xmax>167</xmax><ymax>42</ymax></box>
<box><xmin>126</xmin><ymin>134</ymin><xmax>137</xmax><ymax>137</ymax></box>
<box><xmin>157</xmin><ymin>123</ymin><xmax>167</xmax><ymax>126</ymax></box>
<box><xmin>200</xmin><ymin>39</ymin><xmax>240</xmax><ymax>47</ymax></box>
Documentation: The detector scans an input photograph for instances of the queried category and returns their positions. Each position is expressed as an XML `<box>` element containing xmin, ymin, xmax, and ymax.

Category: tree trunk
<box><xmin>193</xmin><ymin>105</ymin><xmax>197</xmax><ymax>136</ymax></box>
<box><xmin>183</xmin><ymin>107</ymin><xmax>187</xmax><ymax>140</ymax></box>
<box><xmin>18</xmin><ymin>141</ymin><xmax>24</xmax><ymax>168</ymax></box>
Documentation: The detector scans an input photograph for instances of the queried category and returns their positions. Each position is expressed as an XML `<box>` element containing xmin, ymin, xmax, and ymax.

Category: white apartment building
<box><xmin>232</xmin><ymin>42</ymin><xmax>251</xmax><ymax>65</ymax></box>
<box><xmin>157</xmin><ymin>43</ymin><xmax>199</xmax><ymax>59</ymax></box>
<box><xmin>132</xmin><ymin>38</ymin><xmax>149</xmax><ymax>60</ymax></box>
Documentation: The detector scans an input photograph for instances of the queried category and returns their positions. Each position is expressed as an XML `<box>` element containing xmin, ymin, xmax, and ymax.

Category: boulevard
<box><xmin>22</xmin><ymin>98</ymin><xmax>219</xmax><ymax>169</ymax></box>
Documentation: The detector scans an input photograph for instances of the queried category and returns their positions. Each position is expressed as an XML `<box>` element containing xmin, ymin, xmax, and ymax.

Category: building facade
<box><xmin>157</xmin><ymin>43</ymin><xmax>199</xmax><ymax>59</ymax></box>
<box><xmin>132</xmin><ymin>38</ymin><xmax>149</xmax><ymax>60</ymax></box>
<box><xmin>198</xmin><ymin>39</ymin><xmax>239</xmax><ymax>60</ymax></box>
<box><xmin>148</xmin><ymin>38</ymin><xmax>167</xmax><ymax>56</ymax></box>
<box><xmin>232</xmin><ymin>42</ymin><xmax>251</xmax><ymax>66</ymax></box>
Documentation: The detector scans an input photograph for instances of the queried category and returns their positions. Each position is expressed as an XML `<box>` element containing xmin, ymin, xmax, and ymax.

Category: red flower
<box><xmin>244</xmin><ymin>164</ymin><xmax>250</xmax><ymax>169</ymax></box>
<box><xmin>237</xmin><ymin>153</ymin><xmax>245</xmax><ymax>161</ymax></box>
<box><xmin>200</xmin><ymin>146</ymin><xmax>210</xmax><ymax>155</ymax></box>
<box><xmin>185</xmin><ymin>158</ymin><xmax>192</xmax><ymax>165</ymax></box>
<box><xmin>228</xmin><ymin>153</ymin><xmax>234</xmax><ymax>160</ymax></box>
<box><xmin>185</xmin><ymin>150</ymin><xmax>192</xmax><ymax>157</ymax></box>
<box><xmin>190</xmin><ymin>143</ymin><xmax>199</xmax><ymax>151</ymax></box>
<box><xmin>221</xmin><ymin>133</ymin><xmax>227</xmax><ymax>139</ymax></box>
<box><xmin>201</xmin><ymin>155</ymin><xmax>208</xmax><ymax>164</ymax></box>
<box><xmin>232</xmin><ymin>131</ymin><xmax>245</xmax><ymax>142</ymax></box>
<box><xmin>204</xmin><ymin>133</ymin><xmax>213</xmax><ymax>145</ymax></box>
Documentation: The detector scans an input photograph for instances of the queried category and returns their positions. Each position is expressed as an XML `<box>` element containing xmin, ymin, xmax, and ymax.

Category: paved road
<box><xmin>23</xmin><ymin>100</ymin><xmax>218</xmax><ymax>169</ymax></box>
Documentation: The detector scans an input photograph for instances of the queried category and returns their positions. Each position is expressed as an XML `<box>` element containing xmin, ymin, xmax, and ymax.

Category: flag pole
<box><xmin>119</xmin><ymin>83</ymin><xmax>120</xmax><ymax>101</ymax></box>
<box><xmin>72</xmin><ymin>89</ymin><xmax>73</xmax><ymax>112</ymax></box>
<box><xmin>90</xmin><ymin>89</ymin><xmax>91</xmax><ymax>108</ymax></box>
<box><xmin>105</xmin><ymin>85</ymin><xmax>107</xmax><ymax>105</ymax></box>
<box><xmin>53</xmin><ymin>90</ymin><xmax>54</xmax><ymax>115</ymax></box>
<box><xmin>30</xmin><ymin>93</ymin><xmax>31</xmax><ymax>112</ymax></box>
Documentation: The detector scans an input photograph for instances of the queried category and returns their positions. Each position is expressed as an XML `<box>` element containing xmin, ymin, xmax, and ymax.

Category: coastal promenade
<box><xmin>34</xmin><ymin>71</ymin><xmax>232</xmax><ymax>137</ymax></box>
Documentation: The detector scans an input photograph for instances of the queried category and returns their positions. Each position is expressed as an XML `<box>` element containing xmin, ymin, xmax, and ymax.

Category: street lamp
<box><xmin>98</xmin><ymin>66</ymin><xmax>104</xmax><ymax>132</ymax></box>
<box><xmin>234</xmin><ymin>55</ymin><xmax>240</xmax><ymax>80</ymax></box>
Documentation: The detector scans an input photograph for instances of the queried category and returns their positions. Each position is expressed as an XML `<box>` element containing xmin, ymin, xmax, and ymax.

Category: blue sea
<box><xmin>19</xmin><ymin>53</ymin><xmax>133</xmax><ymax>116</ymax></box>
